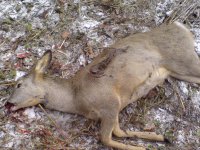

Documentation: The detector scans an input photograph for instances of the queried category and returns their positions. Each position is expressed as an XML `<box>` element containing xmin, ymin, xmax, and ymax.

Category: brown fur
<box><xmin>8</xmin><ymin>22</ymin><xmax>200</xmax><ymax>150</ymax></box>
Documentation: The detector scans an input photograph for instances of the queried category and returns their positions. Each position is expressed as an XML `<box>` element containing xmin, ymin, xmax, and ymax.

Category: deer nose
<box><xmin>7</xmin><ymin>94</ymin><xmax>16</xmax><ymax>103</ymax></box>
<box><xmin>6</xmin><ymin>101</ymin><xmax>14</xmax><ymax>105</ymax></box>
<box><xmin>6</xmin><ymin>100</ymin><xmax>13</xmax><ymax>105</ymax></box>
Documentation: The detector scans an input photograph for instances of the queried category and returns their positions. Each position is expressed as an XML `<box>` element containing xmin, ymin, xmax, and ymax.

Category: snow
<box><xmin>178</xmin><ymin>81</ymin><xmax>189</xmax><ymax>95</ymax></box>
<box><xmin>154</xmin><ymin>108</ymin><xmax>174</xmax><ymax>124</ymax></box>
<box><xmin>78</xmin><ymin>54</ymin><xmax>86</xmax><ymax>66</ymax></box>
<box><xmin>72</xmin><ymin>15</ymin><xmax>100</xmax><ymax>38</ymax></box>
<box><xmin>155</xmin><ymin>0</ymin><xmax>175</xmax><ymax>25</ymax></box>
<box><xmin>148</xmin><ymin>108</ymin><xmax>175</xmax><ymax>133</ymax></box>
<box><xmin>71</xmin><ymin>5</ymin><xmax>103</xmax><ymax>42</ymax></box>
<box><xmin>5</xmin><ymin>141</ymin><xmax>14</xmax><ymax>148</ymax></box>
<box><xmin>0</xmin><ymin>1</ymin><xmax>27</xmax><ymax>20</ymax></box>
<box><xmin>177</xmin><ymin>130</ymin><xmax>185</xmax><ymax>144</ymax></box>
<box><xmin>1</xmin><ymin>52</ymin><xmax>13</xmax><ymax>62</ymax></box>
<box><xmin>15</xmin><ymin>71</ymin><xmax>26</xmax><ymax>81</ymax></box>
<box><xmin>23</xmin><ymin>107</ymin><xmax>37</xmax><ymax>120</ymax></box>
<box><xmin>0</xmin><ymin>131</ymin><xmax>5</xmax><ymax>139</ymax></box>
<box><xmin>190</xmin><ymin>90</ymin><xmax>200</xmax><ymax>110</ymax></box>
<box><xmin>192</xmin><ymin>27</ymin><xmax>200</xmax><ymax>55</ymax></box>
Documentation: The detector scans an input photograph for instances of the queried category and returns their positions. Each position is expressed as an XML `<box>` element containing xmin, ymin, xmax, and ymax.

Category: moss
<box><xmin>153</xmin><ymin>119</ymin><xmax>161</xmax><ymax>127</ymax></box>
<box><xmin>196</xmin><ymin>129</ymin><xmax>200</xmax><ymax>137</ymax></box>
<box><xmin>0</xmin><ymin>90</ymin><xmax>7</xmax><ymax>96</ymax></box>
<box><xmin>165</xmin><ymin>129</ymin><xmax>174</xmax><ymax>140</ymax></box>
<box><xmin>158</xmin><ymin>145</ymin><xmax>166</xmax><ymax>150</ymax></box>
<box><xmin>0</xmin><ymin>70</ymin><xmax>16</xmax><ymax>81</ymax></box>
<box><xmin>147</xmin><ymin>144</ymin><xmax>154</xmax><ymax>150</ymax></box>
<box><xmin>16</xmin><ymin>4</ymin><xmax>21</xmax><ymax>12</ymax></box>
<box><xmin>2</xmin><ymin>18</ymin><xmax>14</xmax><ymax>25</ymax></box>
<box><xmin>0</xmin><ymin>71</ymin><xmax>6</xmax><ymax>80</ymax></box>
<box><xmin>25</xmin><ymin>23</ymin><xmax>33</xmax><ymax>32</ymax></box>
<box><xmin>8</xmin><ymin>70</ymin><xmax>16</xmax><ymax>79</ymax></box>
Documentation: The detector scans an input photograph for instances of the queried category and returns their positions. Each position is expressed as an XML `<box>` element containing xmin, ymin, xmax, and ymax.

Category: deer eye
<box><xmin>17</xmin><ymin>83</ymin><xmax>22</xmax><ymax>88</ymax></box>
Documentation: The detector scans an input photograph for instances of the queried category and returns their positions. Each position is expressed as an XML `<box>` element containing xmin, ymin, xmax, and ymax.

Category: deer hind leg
<box><xmin>171</xmin><ymin>73</ymin><xmax>200</xmax><ymax>84</ymax></box>
<box><xmin>170</xmin><ymin>62</ymin><xmax>200</xmax><ymax>84</ymax></box>
<box><xmin>100</xmin><ymin>115</ymin><xmax>146</xmax><ymax>150</ymax></box>
<box><xmin>113</xmin><ymin>117</ymin><xmax>165</xmax><ymax>142</ymax></box>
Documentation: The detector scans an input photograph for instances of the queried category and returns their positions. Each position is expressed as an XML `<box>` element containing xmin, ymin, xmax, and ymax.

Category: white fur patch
<box><xmin>174</xmin><ymin>21</ymin><xmax>188</xmax><ymax>32</ymax></box>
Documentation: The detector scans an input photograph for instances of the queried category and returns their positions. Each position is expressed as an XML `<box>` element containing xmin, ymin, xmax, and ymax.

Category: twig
<box><xmin>38</xmin><ymin>104</ymin><xmax>69</xmax><ymax>140</ymax></box>
<box><xmin>28</xmin><ymin>29</ymin><xmax>46</xmax><ymax>42</ymax></box>
<box><xmin>58</xmin><ymin>39</ymin><xmax>66</xmax><ymax>49</ymax></box>
<box><xmin>0</xmin><ymin>82</ymin><xmax>16</xmax><ymax>86</ymax></box>
<box><xmin>55</xmin><ymin>50</ymin><xmax>69</xmax><ymax>57</ymax></box>
<box><xmin>165</xmin><ymin>0</ymin><xmax>198</xmax><ymax>23</ymax></box>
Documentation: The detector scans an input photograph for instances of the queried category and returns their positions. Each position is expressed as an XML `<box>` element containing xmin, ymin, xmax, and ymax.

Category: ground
<box><xmin>0</xmin><ymin>0</ymin><xmax>200</xmax><ymax>150</ymax></box>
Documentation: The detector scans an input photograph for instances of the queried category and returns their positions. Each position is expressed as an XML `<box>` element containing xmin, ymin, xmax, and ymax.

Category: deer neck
<box><xmin>41</xmin><ymin>78</ymin><xmax>79</xmax><ymax>114</ymax></box>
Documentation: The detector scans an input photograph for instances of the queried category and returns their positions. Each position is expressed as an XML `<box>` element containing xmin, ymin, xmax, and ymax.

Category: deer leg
<box><xmin>100</xmin><ymin>115</ymin><xmax>146</xmax><ymax>150</ymax></box>
<box><xmin>171</xmin><ymin>73</ymin><xmax>200</xmax><ymax>84</ymax></box>
<box><xmin>113</xmin><ymin>117</ymin><xmax>165</xmax><ymax>142</ymax></box>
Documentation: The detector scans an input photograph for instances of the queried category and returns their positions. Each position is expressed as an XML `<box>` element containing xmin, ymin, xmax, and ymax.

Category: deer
<box><xmin>7</xmin><ymin>21</ymin><xmax>200</xmax><ymax>150</ymax></box>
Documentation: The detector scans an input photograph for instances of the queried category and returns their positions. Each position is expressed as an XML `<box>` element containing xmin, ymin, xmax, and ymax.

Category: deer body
<box><xmin>8</xmin><ymin>22</ymin><xmax>200</xmax><ymax>150</ymax></box>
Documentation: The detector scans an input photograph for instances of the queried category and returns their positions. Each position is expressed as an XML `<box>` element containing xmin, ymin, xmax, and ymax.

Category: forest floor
<box><xmin>0</xmin><ymin>0</ymin><xmax>200</xmax><ymax>150</ymax></box>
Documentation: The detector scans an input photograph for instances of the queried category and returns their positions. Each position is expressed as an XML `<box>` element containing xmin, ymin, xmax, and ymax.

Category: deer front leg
<box><xmin>113</xmin><ymin>117</ymin><xmax>166</xmax><ymax>142</ymax></box>
<box><xmin>100</xmin><ymin>116</ymin><xmax>146</xmax><ymax>150</ymax></box>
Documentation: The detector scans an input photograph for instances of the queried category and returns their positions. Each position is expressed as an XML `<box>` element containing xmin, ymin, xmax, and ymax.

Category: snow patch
<box><xmin>23</xmin><ymin>107</ymin><xmax>36</xmax><ymax>120</ymax></box>
<box><xmin>0</xmin><ymin>131</ymin><xmax>5</xmax><ymax>139</ymax></box>
<box><xmin>155</xmin><ymin>0</ymin><xmax>175</xmax><ymax>25</ymax></box>
<box><xmin>71</xmin><ymin>5</ymin><xmax>101</xmax><ymax>40</ymax></box>
<box><xmin>5</xmin><ymin>141</ymin><xmax>14</xmax><ymax>148</ymax></box>
<box><xmin>152</xmin><ymin>108</ymin><xmax>175</xmax><ymax>129</ymax></box>
<box><xmin>178</xmin><ymin>81</ymin><xmax>188</xmax><ymax>95</ymax></box>
<box><xmin>190</xmin><ymin>90</ymin><xmax>200</xmax><ymax>110</ymax></box>
<box><xmin>82</xmin><ymin>19</ymin><xmax>100</xmax><ymax>29</ymax></box>
<box><xmin>15</xmin><ymin>71</ymin><xmax>27</xmax><ymax>81</ymax></box>
<box><xmin>0</xmin><ymin>1</ymin><xmax>27</xmax><ymax>20</ymax></box>
<box><xmin>78</xmin><ymin>54</ymin><xmax>86</xmax><ymax>66</ymax></box>
<box><xmin>192</xmin><ymin>27</ymin><xmax>200</xmax><ymax>55</ymax></box>
<box><xmin>72</xmin><ymin>17</ymin><xmax>100</xmax><ymax>35</ymax></box>
<box><xmin>177</xmin><ymin>130</ymin><xmax>185</xmax><ymax>144</ymax></box>
<box><xmin>1</xmin><ymin>52</ymin><xmax>13</xmax><ymax>62</ymax></box>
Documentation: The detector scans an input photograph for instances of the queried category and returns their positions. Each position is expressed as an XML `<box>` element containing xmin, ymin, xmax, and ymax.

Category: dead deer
<box><xmin>8</xmin><ymin>22</ymin><xmax>200</xmax><ymax>150</ymax></box>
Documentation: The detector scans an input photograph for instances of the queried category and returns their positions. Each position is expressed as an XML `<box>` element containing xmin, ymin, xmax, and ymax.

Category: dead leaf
<box><xmin>143</xmin><ymin>122</ymin><xmax>156</xmax><ymax>132</ymax></box>
<box><xmin>145</xmin><ymin>88</ymin><xmax>158</xmax><ymax>98</ymax></box>
<box><xmin>16</xmin><ymin>52</ymin><xmax>29</xmax><ymax>59</ymax></box>
<box><xmin>57</xmin><ymin>0</ymin><xmax>65</xmax><ymax>5</ymax></box>
<box><xmin>87</xmin><ymin>45</ymin><xmax>95</xmax><ymax>58</ymax></box>
<box><xmin>61</xmin><ymin>31</ymin><xmax>70</xmax><ymax>39</ymax></box>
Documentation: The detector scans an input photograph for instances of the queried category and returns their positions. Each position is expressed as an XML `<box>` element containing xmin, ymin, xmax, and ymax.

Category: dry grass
<box><xmin>165</xmin><ymin>0</ymin><xmax>199</xmax><ymax>23</ymax></box>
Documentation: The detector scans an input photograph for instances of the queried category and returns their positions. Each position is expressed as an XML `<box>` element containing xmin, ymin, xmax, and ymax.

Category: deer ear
<box><xmin>34</xmin><ymin>50</ymin><xmax>52</xmax><ymax>77</ymax></box>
